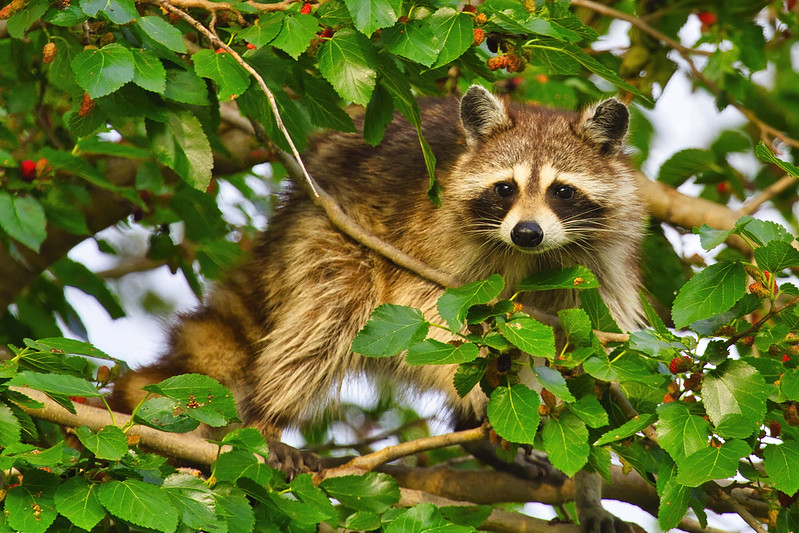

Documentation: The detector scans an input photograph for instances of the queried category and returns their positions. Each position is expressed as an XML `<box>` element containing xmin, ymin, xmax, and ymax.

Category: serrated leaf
<box><xmin>580</xmin><ymin>288</ymin><xmax>621</xmax><ymax>333</ymax></box>
<box><xmin>756</xmin><ymin>141</ymin><xmax>799</xmax><ymax>178</ymax></box>
<box><xmin>430</xmin><ymin>8</ymin><xmax>473</xmax><ymax>67</ymax></box>
<box><xmin>656</xmin><ymin>402</ymin><xmax>710</xmax><ymax>463</ymax></box>
<box><xmin>658</xmin><ymin>479</ymin><xmax>691</xmax><ymax>531</ymax></box>
<box><xmin>518</xmin><ymin>265</ymin><xmax>599</xmax><ymax>291</ymax></box>
<box><xmin>568</xmin><ymin>394</ymin><xmax>608</xmax><ymax>428</ymax></box>
<box><xmin>143</xmin><ymin>373</ymin><xmax>237</xmax><ymax>427</ymax></box>
<box><xmin>7</xmin><ymin>0</ymin><xmax>48</xmax><ymax>37</ymax></box>
<box><xmin>75</xmin><ymin>425</ymin><xmax>129</xmax><ymax>460</ymax></box>
<box><xmin>192</xmin><ymin>49</ymin><xmax>250</xmax><ymax>101</ymax></box>
<box><xmin>134</xmin><ymin>396</ymin><xmax>201</xmax><ymax>433</ymax></box>
<box><xmin>147</xmin><ymin>110</ymin><xmax>213</xmax><ymax>190</ymax></box>
<box><xmin>406</xmin><ymin>339</ymin><xmax>479</xmax><ymax>366</ymax></box>
<box><xmin>533</xmin><ymin>366</ymin><xmax>575</xmax><ymax>402</ymax></box>
<box><xmin>737</xmin><ymin>216</ymin><xmax>793</xmax><ymax>246</ymax></box>
<box><xmin>50</xmin><ymin>258</ymin><xmax>125</xmax><ymax>320</ymax></box>
<box><xmin>320</xmin><ymin>473</ymin><xmax>400</xmax><ymax>513</ymax></box>
<box><xmin>301</xmin><ymin>73</ymin><xmax>355</xmax><ymax>132</ymax></box>
<box><xmin>363</xmin><ymin>83</ymin><xmax>394</xmax><ymax>146</ymax></box>
<box><xmin>55</xmin><ymin>477</ymin><xmax>106</xmax><ymax>531</ymax></box>
<box><xmin>239</xmin><ymin>12</ymin><xmax>284</xmax><ymax>47</ymax></box>
<box><xmin>594</xmin><ymin>413</ymin><xmax>656</xmax><ymax>446</ymax></box>
<box><xmin>382</xmin><ymin>19</ymin><xmax>439</xmax><ymax>67</ymax></box>
<box><xmin>81</xmin><ymin>0</ymin><xmax>137</xmax><ymax>23</ymax></box>
<box><xmin>675</xmin><ymin>440</ymin><xmax>750</xmax><ymax>487</ymax></box>
<box><xmin>9</xmin><ymin>371</ymin><xmax>102</xmax><ymax>397</ymax></box>
<box><xmin>351</xmin><ymin>304</ymin><xmax>429</xmax><ymax>357</ymax></box>
<box><xmin>542</xmin><ymin>412</ymin><xmax>589</xmax><ymax>476</ymax></box>
<box><xmin>496</xmin><ymin>315</ymin><xmax>555</xmax><ymax>359</ymax></box>
<box><xmin>453</xmin><ymin>357</ymin><xmax>488</xmax><ymax>398</ymax></box>
<box><xmin>344</xmin><ymin>0</ymin><xmax>400</xmax><ymax>36</ymax></box>
<box><xmin>657</xmin><ymin>148</ymin><xmax>716</xmax><ymax>186</ymax></box>
<box><xmin>558</xmin><ymin>308</ymin><xmax>593</xmax><ymax>348</ymax></box>
<box><xmin>764</xmin><ymin>440</ymin><xmax>799</xmax><ymax>494</ymax></box>
<box><xmin>0</xmin><ymin>192</ymin><xmax>47</xmax><ymax>252</ymax></box>
<box><xmin>132</xmin><ymin>48</ymin><xmax>167</xmax><ymax>94</ymax></box>
<box><xmin>136</xmin><ymin>16</ymin><xmax>186</xmax><ymax>53</ymax></box>
<box><xmin>164</xmin><ymin>68</ymin><xmax>209</xmax><ymax>105</ymax></box>
<box><xmin>215</xmin><ymin>485</ymin><xmax>255</xmax><ymax>533</ymax></box>
<box><xmin>346</xmin><ymin>511</ymin><xmax>381</xmax><ymax>530</ymax></box>
<box><xmin>214</xmin><ymin>450</ymin><xmax>273</xmax><ymax>485</ymax></box>
<box><xmin>0</xmin><ymin>404</ymin><xmax>21</xmax><ymax>447</ymax></box>
<box><xmin>437</xmin><ymin>274</ymin><xmax>504</xmax><ymax>331</ymax></box>
<box><xmin>781</xmin><ymin>368</ymin><xmax>799</xmax><ymax>401</ymax></box>
<box><xmin>291</xmin><ymin>474</ymin><xmax>337</xmax><ymax>520</ymax></box>
<box><xmin>162</xmin><ymin>473</ymin><xmax>225</xmax><ymax>532</ymax></box>
<box><xmin>754</xmin><ymin>240</ymin><xmax>799</xmax><ymax>273</ymax></box>
<box><xmin>671</xmin><ymin>261</ymin><xmax>747</xmax><ymax>329</ymax></box>
<box><xmin>98</xmin><ymin>479</ymin><xmax>178</xmax><ymax>533</ymax></box>
<box><xmin>6</xmin><ymin>469</ymin><xmax>59</xmax><ymax>533</ymax></box>
<box><xmin>272</xmin><ymin>13</ymin><xmax>318</xmax><ymax>59</ymax></box>
<box><xmin>318</xmin><ymin>28</ymin><xmax>377</xmax><ymax>106</ymax></box>
<box><xmin>694</xmin><ymin>224</ymin><xmax>736</xmax><ymax>252</ymax></box>
<box><xmin>487</xmin><ymin>384</ymin><xmax>540</xmax><ymax>444</ymax></box>
<box><xmin>386</xmin><ymin>502</ymin><xmax>472</xmax><ymax>533</ymax></box>
<box><xmin>703</xmin><ymin>360</ymin><xmax>768</xmax><ymax>429</ymax></box>
<box><xmin>71</xmin><ymin>43</ymin><xmax>135</xmax><ymax>98</ymax></box>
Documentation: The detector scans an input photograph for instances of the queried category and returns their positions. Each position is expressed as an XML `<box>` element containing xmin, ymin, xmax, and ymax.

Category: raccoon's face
<box><xmin>456</xmin><ymin>86</ymin><xmax>631</xmax><ymax>255</ymax></box>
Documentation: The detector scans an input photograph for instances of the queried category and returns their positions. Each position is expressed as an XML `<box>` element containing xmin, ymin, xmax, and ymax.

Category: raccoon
<box><xmin>112</xmin><ymin>85</ymin><xmax>645</xmax><ymax>532</ymax></box>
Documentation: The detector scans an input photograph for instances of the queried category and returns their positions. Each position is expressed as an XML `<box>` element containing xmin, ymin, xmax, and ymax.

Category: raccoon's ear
<box><xmin>580</xmin><ymin>98</ymin><xmax>629</xmax><ymax>154</ymax></box>
<box><xmin>460</xmin><ymin>85</ymin><xmax>512</xmax><ymax>145</ymax></box>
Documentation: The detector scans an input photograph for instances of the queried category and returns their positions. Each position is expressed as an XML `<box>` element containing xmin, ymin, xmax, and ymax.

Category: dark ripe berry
<box><xmin>740</xmin><ymin>335</ymin><xmax>755</xmax><ymax>347</ymax></box>
<box><xmin>20</xmin><ymin>159</ymin><xmax>36</xmax><ymax>181</ymax></box>
<box><xmin>319</xmin><ymin>28</ymin><xmax>333</xmax><ymax>38</ymax></box>
<box><xmin>496</xmin><ymin>352</ymin><xmax>511</xmax><ymax>373</ymax></box>
<box><xmin>462</xmin><ymin>4</ymin><xmax>477</xmax><ymax>13</ymax></box>
<box><xmin>683</xmin><ymin>372</ymin><xmax>703</xmax><ymax>392</ymax></box>
<box><xmin>669</xmin><ymin>356</ymin><xmax>691</xmax><ymax>374</ymax></box>
<box><xmin>769</xmin><ymin>344</ymin><xmax>783</xmax><ymax>357</ymax></box>
<box><xmin>43</xmin><ymin>42</ymin><xmax>57</xmax><ymax>63</ymax></box>
<box><xmin>506</xmin><ymin>53</ymin><xmax>523</xmax><ymax>73</ymax></box>
<box><xmin>300</xmin><ymin>2</ymin><xmax>311</xmax><ymax>14</ymax></box>
<box><xmin>770</xmin><ymin>420</ymin><xmax>783</xmax><ymax>438</ymax></box>
<box><xmin>473</xmin><ymin>27</ymin><xmax>485</xmax><ymax>46</ymax></box>
<box><xmin>667</xmin><ymin>381</ymin><xmax>679</xmax><ymax>395</ymax></box>
<box><xmin>778</xmin><ymin>491</ymin><xmax>796</xmax><ymax>508</ymax></box>
<box><xmin>785</xmin><ymin>404</ymin><xmax>799</xmax><ymax>426</ymax></box>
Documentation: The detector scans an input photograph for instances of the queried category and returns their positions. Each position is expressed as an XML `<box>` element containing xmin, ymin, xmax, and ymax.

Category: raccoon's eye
<box><xmin>494</xmin><ymin>182</ymin><xmax>515</xmax><ymax>198</ymax></box>
<box><xmin>554</xmin><ymin>185</ymin><xmax>575</xmax><ymax>200</ymax></box>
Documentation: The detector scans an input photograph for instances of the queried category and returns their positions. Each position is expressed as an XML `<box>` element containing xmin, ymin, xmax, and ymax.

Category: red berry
<box><xmin>319</xmin><ymin>28</ymin><xmax>333</xmax><ymax>38</ymax></box>
<box><xmin>784</xmin><ymin>354</ymin><xmax>791</xmax><ymax>363</ymax></box>
<box><xmin>697</xmin><ymin>11</ymin><xmax>716</xmax><ymax>25</ymax></box>
<box><xmin>472</xmin><ymin>27</ymin><xmax>485</xmax><ymax>46</ymax></box>
<box><xmin>300</xmin><ymin>2</ymin><xmax>311</xmax><ymax>14</ymax></box>
<box><xmin>246</xmin><ymin>43</ymin><xmax>256</xmax><ymax>50</ymax></box>
<box><xmin>215</xmin><ymin>48</ymin><xmax>226</xmax><ymax>54</ymax></box>
<box><xmin>462</xmin><ymin>4</ymin><xmax>477</xmax><ymax>13</ymax></box>
<box><xmin>669</xmin><ymin>356</ymin><xmax>691</xmax><ymax>374</ymax></box>
<box><xmin>20</xmin><ymin>159</ymin><xmax>36</xmax><ymax>181</ymax></box>
<box><xmin>770</xmin><ymin>420</ymin><xmax>783</xmax><ymax>438</ymax></box>
<box><xmin>715</xmin><ymin>181</ymin><xmax>730</xmax><ymax>194</ymax></box>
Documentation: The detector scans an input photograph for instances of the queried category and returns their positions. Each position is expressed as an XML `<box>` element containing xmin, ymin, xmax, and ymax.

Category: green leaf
<box><xmin>344</xmin><ymin>0</ymin><xmax>400</xmax><ymax>36</ymax></box>
<box><xmin>50</xmin><ymin>258</ymin><xmax>125</xmax><ymax>319</ymax></box>
<box><xmin>658</xmin><ymin>479</ymin><xmax>691</xmax><ymax>531</ymax></box>
<box><xmin>559</xmin><ymin>308</ymin><xmax>594</xmax><ymax>348</ymax></box>
<box><xmin>541</xmin><ymin>412</ymin><xmax>589</xmax><ymax>477</ymax></box>
<box><xmin>147</xmin><ymin>110</ymin><xmax>213</xmax><ymax>190</ymax></box>
<box><xmin>781</xmin><ymin>368</ymin><xmax>799</xmax><ymax>401</ymax></box>
<box><xmin>272</xmin><ymin>13</ymin><xmax>319</xmax><ymax>59</ymax></box>
<box><xmin>518</xmin><ymin>265</ymin><xmax>599</xmax><ymax>291</ymax></box>
<box><xmin>386</xmin><ymin>502</ymin><xmax>472</xmax><ymax>533</ymax></box>
<box><xmin>134</xmin><ymin>396</ymin><xmax>201</xmax><ymax>433</ymax></box>
<box><xmin>215</xmin><ymin>485</ymin><xmax>255</xmax><ymax>533</ymax></box>
<box><xmin>192</xmin><ymin>49</ymin><xmax>251</xmax><ymax>101</ymax></box>
<box><xmin>675</xmin><ymin>440</ymin><xmax>750</xmax><ymax>487</ymax></box>
<box><xmin>671</xmin><ymin>261</ymin><xmax>747</xmax><ymax>329</ymax></box>
<box><xmin>496</xmin><ymin>315</ymin><xmax>555</xmax><ymax>359</ymax></box>
<box><xmin>756</xmin><ymin>141</ymin><xmax>799</xmax><ymax>178</ymax></box>
<box><xmin>754</xmin><ymin>240</ymin><xmax>799</xmax><ymax>273</ymax></box>
<box><xmin>597</xmin><ymin>414</ymin><xmax>658</xmax><ymax>447</ymax></box>
<box><xmin>301</xmin><ymin>73</ymin><xmax>355</xmax><ymax>132</ymax></box>
<box><xmin>487</xmin><ymin>384</ymin><xmax>540</xmax><ymax>444</ymax></box>
<box><xmin>430</xmin><ymin>8</ymin><xmax>474</xmax><ymax>67</ymax></box>
<box><xmin>703</xmin><ymin>360</ymin><xmax>768</xmax><ymax>429</ymax></box>
<box><xmin>55</xmin><ymin>477</ymin><xmax>106</xmax><ymax>531</ymax></box>
<box><xmin>351</xmin><ymin>304</ymin><xmax>429</xmax><ymax>357</ymax></box>
<box><xmin>694</xmin><ymin>224</ymin><xmax>736</xmax><ymax>252</ymax></box>
<box><xmin>132</xmin><ymin>48</ymin><xmax>167</xmax><ymax>94</ymax></box>
<box><xmin>363</xmin><ymin>83</ymin><xmax>394</xmax><ymax>146</ymax></box>
<box><xmin>81</xmin><ymin>0</ymin><xmax>137</xmax><ymax>23</ymax></box>
<box><xmin>737</xmin><ymin>216</ymin><xmax>793</xmax><ymax>246</ymax></box>
<box><xmin>239</xmin><ymin>12</ymin><xmax>284</xmax><ymax>47</ymax></box>
<box><xmin>764</xmin><ymin>440</ymin><xmax>799</xmax><ymax>494</ymax></box>
<box><xmin>657</xmin><ymin>148</ymin><xmax>716</xmax><ymax>186</ymax></box>
<box><xmin>532</xmin><ymin>366</ymin><xmax>575</xmax><ymax>402</ymax></box>
<box><xmin>6</xmin><ymin>470</ymin><xmax>59</xmax><ymax>533</ymax></box>
<box><xmin>9</xmin><ymin>371</ymin><xmax>102</xmax><ymax>397</ymax></box>
<box><xmin>164</xmin><ymin>68</ymin><xmax>209</xmax><ymax>105</ymax></box>
<box><xmin>162</xmin><ymin>473</ymin><xmax>225</xmax><ymax>532</ymax></box>
<box><xmin>75</xmin><ymin>425</ymin><xmax>129</xmax><ymax>460</ymax></box>
<box><xmin>406</xmin><ymin>339</ymin><xmax>479</xmax><ymax>366</ymax></box>
<box><xmin>382</xmin><ymin>19</ymin><xmax>439</xmax><ymax>67</ymax></box>
<box><xmin>580</xmin><ymin>289</ymin><xmax>621</xmax><ymax>334</ymax></box>
<box><xmin>0</xmin><ymin>192</ymin><xmax>47</xmax><ymax>252</ymax></box>
<box><xmin>453</xmin><ymin>357</ymin><xmax>489</xmax><ymax>398</ymax></box>
<box><xmin>143</xmin><ymin>373</ymin><xmax>238</xmax><ymax>427</ymax></box>
<box><xmin>291</xmin><ymin>474</ymin><xmax>337</xmax><ymax>520</ymax></box>
<box><xmin>97</xmin><ymin>479</ymin><xmax>179</xmax><ymax>533</ymax></box>
<box><xmin>214</xmin><ymin>450</ymin><xmax>273</xmax><ymax>485</ymax></box>
<box><xmin>320</xmin><ymin>473</ymin><xmax>400</xmax><ymax>513</ymax></box>
<box><xmin>71</xmin><ymin>43</ymin><xmax>135</xmax><ymax>98</ymax></box>
<box><xmin>0</xmin><ymin>404</ymin><xmax>21</xmax><ymax>447</ymax></box>
<box><xmin>656</xmin><ymin>402</ymin><xmax>710</xmax><ymax>463</ymax></box>
<box><xmin>7</xmin><ymin>0</ymin><xmax>48</xmax><ymax>37</ymax></box>
<box><xmin>568</xmin><ymin>394</ymin><xmax>608</xmax><ymax>428</ymax></box>
<box><xmin>318</xmin><ymin>28</ymin><xmax>377</xmax><ymax>106</ymax></box>
<box><xmin>136</xmin><ymin>16</ymin><xmax>186</xmax><ymax>52</ymax></box>
<box><xmin>346</xmin><ymin>511</ymin><xmax>381</xmax><ymax>530</ymax></box>
<box><xmin>437</xmin><ymin>274</ymin><xmax>504</xmax><ymax>331</ymax></box>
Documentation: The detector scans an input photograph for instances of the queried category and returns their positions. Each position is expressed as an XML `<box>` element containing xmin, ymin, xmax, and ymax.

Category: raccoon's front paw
<box><xmin>577</xmin><ymin>505</ymin><xmax>631</xmax><ymax>533</ymax></box>
<box><xmin>266</xmin><ymin>440</ymin><xmax>322</xmax><ymax>480</ymax></box>
<box><xmin>514</xmin><ymin>449</ymin><xmax>567</xmax><ymax>485</ymax></box>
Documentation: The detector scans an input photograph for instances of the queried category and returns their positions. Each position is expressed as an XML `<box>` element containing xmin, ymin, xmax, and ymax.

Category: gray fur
<box><xmin>460</xmin><ymin>85</ymin><xmax>513</xmax><ymax>145</ymax></box>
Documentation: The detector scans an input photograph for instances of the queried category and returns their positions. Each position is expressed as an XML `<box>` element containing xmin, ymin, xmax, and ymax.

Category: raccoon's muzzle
<box><xmin>511</xmin><ymin>221</ymin><xmax>544</xmax><ymax>248</ymax></box>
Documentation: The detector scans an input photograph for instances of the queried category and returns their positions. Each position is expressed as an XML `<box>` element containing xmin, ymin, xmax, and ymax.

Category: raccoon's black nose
<box><xmin>511</xmin><ymin>222</ymin><xmax>544</xmax><ymax>248</ymax></box>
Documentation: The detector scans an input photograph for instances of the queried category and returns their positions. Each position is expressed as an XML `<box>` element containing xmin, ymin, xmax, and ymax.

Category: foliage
<box><xmin>3</xmin><ymin>0</ymin><xmax>799</xmax><ymax>530</ymax></box>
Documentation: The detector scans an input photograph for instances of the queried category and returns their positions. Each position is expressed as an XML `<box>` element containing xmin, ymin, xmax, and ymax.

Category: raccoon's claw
<box><xmin>513</xmin><ymin>449</ymin><xmax>567</xmax><ymax>484</ymax></box>
<box><xmin>578</xmin><ymin>505</ymin><xmax>632</xmax><ymax>533</ymax></box>
<box><xmin>266</xmin><ymin>440</ymin><xmax>322</xmax><ymax>480</ymax></box>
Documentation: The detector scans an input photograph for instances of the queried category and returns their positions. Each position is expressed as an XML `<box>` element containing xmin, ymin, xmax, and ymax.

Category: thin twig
<box><xmin>713</xmin><ymin>485</ymin><xmax>768</xmax><ymax>533</ymax></box>
<box><xmin>608</xmin><ymin>382</ymin><xmax>657</xmax><ymax>442</ymax></box>
<box><xmin>738</xmin><ymin>174</ymin><xmax>798</xmax><ymax>215</ymax></box>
